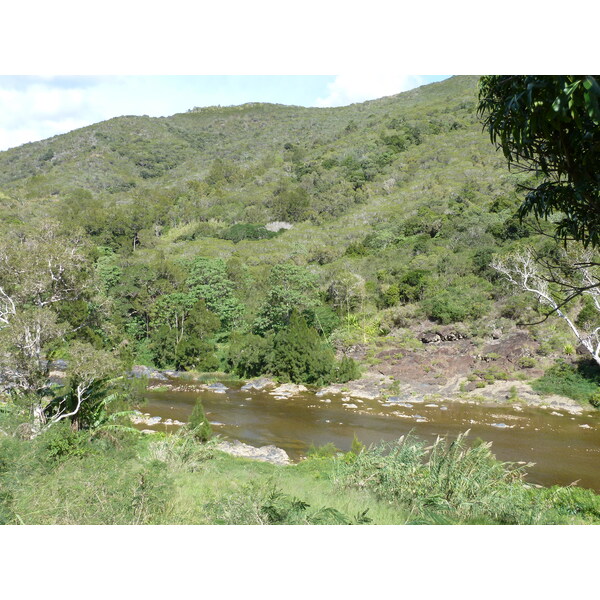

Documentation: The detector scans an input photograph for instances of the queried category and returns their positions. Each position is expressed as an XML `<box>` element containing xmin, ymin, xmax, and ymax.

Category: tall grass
<box><xmin>333</xmin><ymin>431</ymin><xmax>548</xmax><ymax>524</ymax></box>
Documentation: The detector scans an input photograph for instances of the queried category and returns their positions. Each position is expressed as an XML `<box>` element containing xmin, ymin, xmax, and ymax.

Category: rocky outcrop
<box><xmin>130</xmin><ymin>365</ymin><xmax>168</xmax><ymax>381</ymax></box>
<box><xmin>270</xmin><ymin>383</ymin><xmax>308</xmax><ymax>398</ymax></box>
<box><xmin>421</xmin><ymin>326</ymin><xmax>468</xmax><ymax>343</ymax></box>
<box><xmin>130</xmin><ymin>411</ymin><xmax>186</xmax><ymax>426</ymax></box>
<box><xmin>130</xmin><ymin>411</ymin><xmax>163</xmax><ymax>426</ymax></box>
<box><xmin>241</xmin><ymin>377</ymin><xmax>275</xmax><ymax>391</ymax></box>
<box><xmin>265</xmin><ymin>221</ymin><xmax>293</xmax><ymax>232</ymax></box>
<box><xmin>318</xmin><ymin>372</ymin><xmax>391</xmax><ymax>400</ymax></box>
<box><xmin>217</xmin><ymin>440</ymin><xmax>290</xmax><ymax>465</ymax></box>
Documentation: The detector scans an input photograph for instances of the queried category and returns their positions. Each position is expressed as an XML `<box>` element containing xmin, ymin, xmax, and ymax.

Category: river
<box><xmin>142</xmin><ymin>382</ymin><xmax>600</xmax><ymax>491</ymax></box>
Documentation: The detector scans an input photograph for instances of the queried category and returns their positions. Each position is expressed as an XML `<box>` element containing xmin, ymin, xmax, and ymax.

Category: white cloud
<box><xmin>0</xmin><ymin>82</ymin><xmax>98</xmax><ymax>150</ymax></box>
<box><xmin>315</xmin><ymin>74</ymin><xmax>426</xmax><ymax>107</ymax></box>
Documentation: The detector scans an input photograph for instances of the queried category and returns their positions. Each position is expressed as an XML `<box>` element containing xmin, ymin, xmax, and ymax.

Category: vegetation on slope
<box><xmin>1</xmin><ymin>76</ymin><xmax>600</xmax><ymax>525</ymax></box>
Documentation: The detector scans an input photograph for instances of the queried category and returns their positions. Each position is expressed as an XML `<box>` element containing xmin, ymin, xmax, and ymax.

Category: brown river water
<box><xmin>142</xmin><ymin>383</ymin><xmax>600</xmax><ymax>491</ymax></box>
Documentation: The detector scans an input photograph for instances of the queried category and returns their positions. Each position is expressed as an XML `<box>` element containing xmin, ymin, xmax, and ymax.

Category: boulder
<box><xmin>130</xmin><ymin>365</ymin><xmax>168</xmax><ymax>381</ymax></box>
<box><xmin>421</xmin><ymin>332</ymin><xmax>441</xmax><ymax>344</ymax></box>
<box><xmin>241</xmin><ymin>377</ymin><xmax>275</xmax><ymax>391</ymax></box>
<box><xmin>217</xmin><ymin>440</ymin><xmax>291</xmax><ymax>465</ymax></box>
<box><xmin>205</xmin><ymin>382</ymin><xmax>229</xmax><ymax>393</ymax></box>
<box><xmin>270</xmin><ymin>383</ymin><xmax>308</xmax><ymax>396</ymax></box>
<box><xmin>130</xmin><ymin>411</ymin><xmax>162</xmax><ymax>426</ymax></box>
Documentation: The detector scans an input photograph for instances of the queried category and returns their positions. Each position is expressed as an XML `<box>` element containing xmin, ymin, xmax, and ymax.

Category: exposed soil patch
<box><xmin>374</xmin><ymin>328</ymin><xmax>539</xmax><ymax>387</ymax></box>
<box><xmin>376</xmin><ymin>338</ymin><xmax>477</xmax><ymax>386</ymax></box>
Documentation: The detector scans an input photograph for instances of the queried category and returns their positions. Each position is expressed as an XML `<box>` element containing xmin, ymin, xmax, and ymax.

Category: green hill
<box><xmin>0</xmin><ymin>75</ymin><xmax>590</xmax><ymax>401</ymax></box>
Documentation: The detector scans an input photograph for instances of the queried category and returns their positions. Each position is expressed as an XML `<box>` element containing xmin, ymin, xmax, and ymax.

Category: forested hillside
<box><xmin>3</xmin><ymin>74</ymin><xmax>600</xmax><ymax>526</ymax></box>
<box><xmin>0</xmin><ymin>75</ymin><xmax>596</xmax><ymax>403</ymax></box>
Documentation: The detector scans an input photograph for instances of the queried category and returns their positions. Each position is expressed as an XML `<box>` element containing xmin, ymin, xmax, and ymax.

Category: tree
<box><xmin>254</xmin><ymin>264</ymin><xmax>319</xmax><ymax>334</ymax></box>
<box><xmin>45</xmin><ymin>342</ymin><xmax>121</xmax><ymax>431</ymax></box>
<box><xmin>492</xmin><ymin>247</ymin><xmax>600</xmax><ymax>367</ymax></box>
<box><xmin>269</xmin><ymin>312</ymin><xmax>335</xmax><ymax>385</ymax></box>
<box><xmin>0</xmin><ymin>223</ymin><xmax>92</xmax><ymax>395</ymax></box>
<box><xmin>187</xmin><ymin>399</ymin><xmax>213</xmax><ymax>442</ymax></box>
<box><xmin>149</xmin><ymin>297</ymin><xmax>220</xmax><ymax>370</ymax></box>
<box><xmin>478</xmin><ymin>76</ymin><xmax>600</xmax><ymax>247</ymax></box>
<box><xmin>185</xmin><ymin>257</ymin><xmax>244</xmax><ymax>330</ymax></box>
<box><xmin>271</xmin><ymin>185</ymin><xmax>310</xmax><ymax>222</ymax></box>
<box><xmin>327</xmin><ymin>271</ymin><xmax>367</xmax><ymax>340</ymax></box>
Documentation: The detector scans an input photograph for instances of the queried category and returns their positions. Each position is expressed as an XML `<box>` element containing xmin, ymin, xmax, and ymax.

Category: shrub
<box><xmin>226</xmin><ymin>333</ymin><xmax>273</xmax><ymax>378</ymax></box>
<box><xmin>334</xmin><ymin>432</ymin><xmax>539</xmax><ymax>523</ymax></box>
<box><xmin>333</xmin><ymin>356</ymin><xmax>361</xmax><ymax>383</ymax></box>
<box><xmin>187</xmin><ymin>400</ymin><xmax>212</xmax><ymax>442</ymax></box>
<box><xmin>41</xmin><ymin>422</ymin><xmax>89</xmax><ymax>462</ymax></box>
<box><xmin>544</xmin><ymin>486</ymin><xmax>600</xmax><ymax>521</ymax></box>
<box><xmin>423</xmin><ymin>290</ymin><xmax>485</xmax><ymax>324</ymax></box>
<box><xmin>307</xmin><ymin>442</ymin><xmax>339</xmax><ymax>458</ymax></box>
<box><xmin>204</xmin><ymin>480</ymin><xmax>358</xmax><ymax>525</ymax></box>
<box><xmin>422</xmin><ymin>278</ymin><xmax>491</xmax><ymax>324</ymax></box>
<box><xmin>175</xmin><ymin>338</ymin><xmax>219</xmax><ymax>372</ymax></box>
<box><xmin>220</xmin><ymin>223</ymin><xmax>278</xmax><ymax>243</ymax></box>
<box><xmin>531</xmin><ymin>360</ymin><xmax>600</xmax><ymax>403</ymax></box>
<box><xmin>517</xmin><ymin>356</ymin><xmax>536</xmax><ymax>369</ymax></box>
<box><xmin>576</xmin><ymin>296</ymin><xmax>600</xmax><ymax>329</ymax></box>
<box><xmin>310</xmin><ymin>305</ymin><xmax>340</xmax><ymax>337</ymax></box>
<box><xmin>147</xmin><ymin>433</ymin><xmax>215</xmax><ymax>471</ymax></box>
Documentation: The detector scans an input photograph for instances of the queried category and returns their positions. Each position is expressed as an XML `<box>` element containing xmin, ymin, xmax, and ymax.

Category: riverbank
<box><xmin>2</xmin><ymin>415</ymin><xmax>600</xmax><ymax>525</ymax></box>
<box><xmin>139</xmin><ymin>367</ymin><xmax>590</xmax><ymax>415</ymax></box>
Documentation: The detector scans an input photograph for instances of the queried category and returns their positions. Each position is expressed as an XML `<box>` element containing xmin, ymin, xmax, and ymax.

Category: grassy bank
<box><xmin>1</xmin><ymin>409</ymin><xmax>599</xmax><ymax>525</ymax></box>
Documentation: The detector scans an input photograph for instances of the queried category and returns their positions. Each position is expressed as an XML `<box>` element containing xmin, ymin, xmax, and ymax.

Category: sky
<box><xmin>0</xmin><ymin>75</ymin><xmax>449</xmax><ymax>152</ymax></box>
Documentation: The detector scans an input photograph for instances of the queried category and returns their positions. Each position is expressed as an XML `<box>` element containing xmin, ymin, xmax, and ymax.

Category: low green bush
<box><xmin>531</xmin><ymin>360</ymin><xmax>600</xmax><ymax>404</ymax></box>
<box><xmin>220</xmin><ymin>223</ymin><xmax>279</xmax><ymax>243</ymax></box>
<box><xmin>332</xmin><ymin>356</ymin><xmax>361</xmax><ymax>383</ymax></box>
<box><xmin>203</xmin><ymin>480</ymin><xmax>366</xmax><ymax>525</ymax></box>
<box><xmin>269</xmin><ymin>312</ymin><xmax>336</xmax><ymax>385</ymax></box>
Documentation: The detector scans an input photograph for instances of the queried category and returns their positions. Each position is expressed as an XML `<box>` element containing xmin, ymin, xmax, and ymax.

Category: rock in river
<box><xmin>270</xmin><ymin>383</ymin><xmax>307</xmax><ymax>397</ymax></box>
<box><xmin>241</xmin><ymin>377</ymin><xmax>275</xmax><ymax>391</ymax></box>
<box><xmin>205</xmin><ymin>382</ymin><xmax>229</xmax><ymax>393</ymax></box>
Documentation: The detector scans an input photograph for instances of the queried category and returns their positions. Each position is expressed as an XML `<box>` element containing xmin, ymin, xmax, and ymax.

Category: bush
<box><xmin>334</xmin><ymin>432</ymin><xmax>539</xmax><ymax>523</ymax></box>
<box><xmin>333</xmin><ymin>356</ymin><xmax>361</xmax><ymax>383</ymax></box>
<box><xmin>220</xmin><ymin>223</ymin><xmax>278</xmax><ymax>243</ymax></box>
<box><xmin>175</xmin><ymin>338</ymin><xmax>219</xmax><ymax>371</ymax></box>
<box><xmin>422</xmin><ymin>278</ymin><xmax>491</xmax><ymax>324</ymax></box>
<box><xmin>423</xmin><ymin>289</ymin><xmax>487</xmax><ymax>324</ymax></box>
<box><xmin>544</xmin><ymin>486</ymin><xmax>600</xmax><ymax>521</ymax></box>
<box><xmin>517</xmin><ymin>356</ymin><xmax>536</xmax><ymax>369</ymax></box>
<box><xmin>531</xmin><ymin>360</ymin><xmax>600</xmax><ymax>403</ymax></box>
<box><xmin>310</xmin><ymin>305</ymin><xmax>340</xmax><ymax>337</ymax></box>
<box><xmin>41</xmin><ymin>422</ymin><xmax>89</xmax><ymax>462</ymax></box>
<box><xmin>147</xmin><ymin>433</ymin><xmax>215</xmax><ymax>471</ymax></box>
<box><xmin>226</xmin><ymin>333</ymin><xmax>273</xmax><ymax>378</ymax></box>
<box><xmin>204</xmin><ymin>480</ymin><xmax>359</xmax><ymax>525</ymax></box>
<box><xmin>307</xmin><ymin>442</ymin><xmax>339</xmax><ymax>458</ymax></box>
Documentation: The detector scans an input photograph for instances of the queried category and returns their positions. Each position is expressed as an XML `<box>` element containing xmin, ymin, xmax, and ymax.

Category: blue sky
<box><xmin>0</xmin><ymin>75</ymin><xmax>449</xmax><ymax>151</ymax></box>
